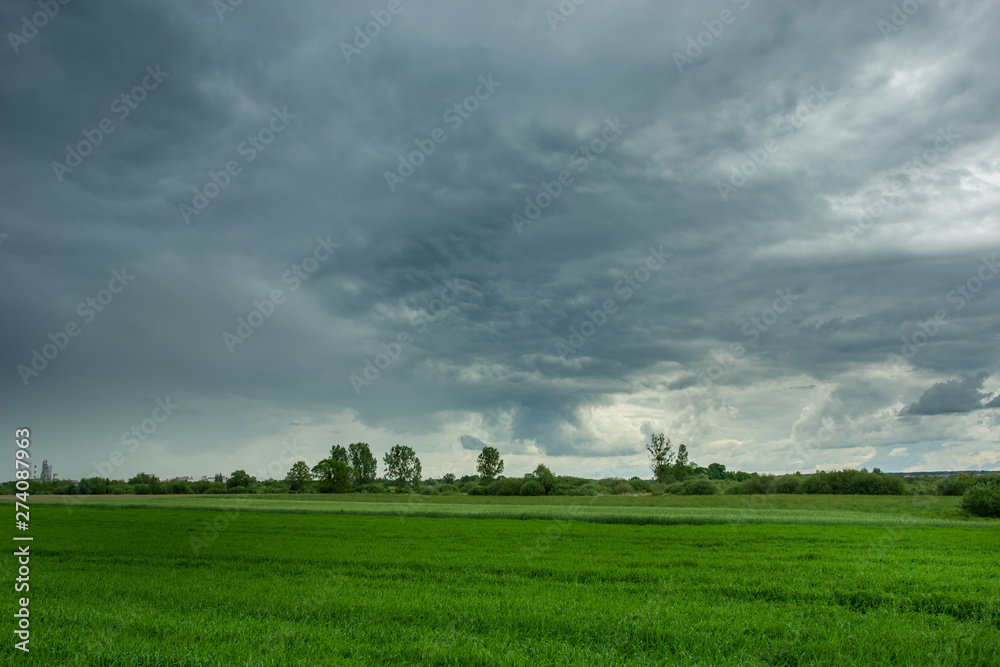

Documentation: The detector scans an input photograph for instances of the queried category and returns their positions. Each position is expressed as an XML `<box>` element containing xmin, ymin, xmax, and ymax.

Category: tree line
<box><xmin>3</xmin><ymin>433</ymin><xmax>998</xmax><ymax>516</ymax></box>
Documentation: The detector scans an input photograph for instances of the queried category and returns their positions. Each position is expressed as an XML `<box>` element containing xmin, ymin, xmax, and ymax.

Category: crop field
<box><xmin>3</xmin><ymin>498</ymin><xmax>999</xmax><ymax>666</ymax></box>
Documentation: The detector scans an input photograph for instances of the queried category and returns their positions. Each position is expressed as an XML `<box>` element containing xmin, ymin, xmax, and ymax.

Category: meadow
<box><xmin>2</xmin><ymin>496</ymin><xmax>999</xmax><ymax>666</ymax></box>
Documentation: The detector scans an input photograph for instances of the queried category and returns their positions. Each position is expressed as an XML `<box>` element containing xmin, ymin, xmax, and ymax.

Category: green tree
<box><xmin>312</xmin><ymin>459</ymin><xmax>355</xmax><ymax>493</ymax></box>
<box><xmin>285</xmin><ymin>461</ymin><xmax>314</xmax><ymax>492</ymax></box>
<box><xmin>330</xmin><ymin>445</ymin><xmax>349</xmax><ymax>465</ymax></box>
<box><xmin>477</xmin><ymin>446</ymin><xmax>504</xmax><ymax>482</ymax></box>
<box><xmin>673</xmin><ymin>443</ymin><xmax>690</xmax><ymax>481</ymax></box>
<box><xmin>384</xmin><ymin>445</ymin><xmax>421</xmax><ymax>490</ymax></box>
<box><xmin>227</xmin><ymin>470</ymin><xmax>255</xmax><ymax>489</ymax></box>
<box><xmin>442</xmin><ymin>473</ymin><xmax>456</xmax><ymax>485</ymax></box>
<box><xmin>707</xmin><ymin>463</ymin><xmax>727</xmax><ymax>480</ymax></box>
<box><xmin>532</xmin><ymin>464</ymin><xmax>555</xmax><ymax>494</ymax></box>
<box><xmin>348</xmin><ymin>442</ymin><xmax>378</xmax><ymax>485</ymax></box>
<box><xmin>646</xmin><ymin>433</ymin><xmax>675</xmax><ymax>484</ymax></box>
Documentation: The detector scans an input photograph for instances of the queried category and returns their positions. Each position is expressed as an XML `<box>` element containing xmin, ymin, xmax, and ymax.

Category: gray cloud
<box><xmin>900</xmin><ymin>373</ymin><xmax>994</xmax><ymax>416</ymax></box>
<box><xmin>2</xmin><ymin>0</ymin><xmax>999</xmax><ymax>479</ymax></box>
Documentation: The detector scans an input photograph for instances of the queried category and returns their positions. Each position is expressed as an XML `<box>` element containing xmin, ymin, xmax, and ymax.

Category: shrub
<box><xmin>649</xmin><ymin>482</ymin><xmax>665</xmax><ymax>496</ymax></box>
<box><xmin>520</xmin><ymin>480</ymin><xmax>546</xmax><ymax>496</ymax></box>
<box><xmin>772</xmin><ymin>475</ymin><xmax>803</xmax><ymax>494</ymax></box>
<box><xmin>226</xmin><ymin>486</ymin><xmax>249</xmax><ymax>494</ymax></box>
<box><xmin>938</xmin><ymin>475</ymin><xmax>978</xmax><ymax>496</ymax></box>
<box><xmin>666</xmin><ymin>482</ymin><xmax>686</xmax><ymax>494</ymax></box>
<box><xmin>801</xmin><ymin>475</ymin><xmax>832</xmax><ymax>494</ymax></box>
<box><xmin>465</xmin><ymin>484</ymin><xmax>486</xmax><ymax>496</ymax></box>
<box><xmin>629</xmin><ymin>478</ymin><xmax>651</xmax><ymax>493</ymax></box>
<box><xmin>574</xmin><ymin>482</ymin><xmax>601</xmax><ymax>496</ymax></box>
<box><xmin>356</xmin><ymin>483</ymin><xmax>387</xmax><ymax>494</ymax></box>
<box><xmin>495</xmin><ymin>478</ymin><xmax>522</xmax><ymax>496</ymax></box>
<box><xmin>133</xmin><ymin>484</ymin><xmax>151</xmax><ymax>495</ymax></box>
<box><xmin>204</xmin><ymin>486</ymin><xmax>226</xmax><ymax>494</ymax></box>
<box><xmin>683</xmin><ymin>479</ymin><xmax>717</xmax><ymax>495</ymax></box>
<box><xmin>418</xmin><ymin>485</ymin><xmax>439</xmax><ymax>496</ymax></box>
<box><xmin>436</xmin><ymin>483</ymin><xmax>460</xmax><ymax>495</ymax></box>
<box><xmin>612</xmin><ymin>481</ymin><xmax>634</xmax><ymax>495</ymax></box>
<box><xmin>732</xmin><ymin>475</ymin><xmax>771</xmax><ymax>495</ymax></box>
<box><xmin>961</xmin><ymin>476</ymin><xmax>1000</xmax><ymax>518</ymax></box>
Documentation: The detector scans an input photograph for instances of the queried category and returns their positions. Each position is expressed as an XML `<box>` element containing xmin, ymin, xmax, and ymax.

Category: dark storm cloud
<box><xmin>901</xmin><ymin>373</ymin><xmax>995</xmax><ymax>416</ymax></box>
<box><xmin>2</xmin><ymin>0</ymin><xmax>999</xmax><ymax>478</ymax></box>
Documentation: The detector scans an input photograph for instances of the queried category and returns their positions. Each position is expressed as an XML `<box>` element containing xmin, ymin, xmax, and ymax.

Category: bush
<box><xmin>226</xmin><ymin>486</ymin><xmax>249</xmax><ymax>494</ymax></box>
<box><xmin>801</xmin><ymin>475</ymin><xmax>832</xmax><ymax>494</ymax></box>
<box><xmin>732</xmin><ymin>475</ymin><xmax>772</xmax><ymax>495</ymax></box>
<box><xmin>204</xmin><ymin>486</ymin><xmax>226</xmax><ymax>494</ymax></box>
<box><xmin>356</xmin><ymin>483</ymin><xmax>387</xmax><ymax>494</ymax></box>
<box><xmin>629</xmin><ymin>478</ymin><xmax>651</xmax><ymax>493</ymax></box>
<box><xmin>683</xmin><ymin>479</ymin><xmax>717</xmax><ymax>495</ymax></box>
<box><xmin>772</xmin><ymin>475</ymin><xmax>803</xmax><ymax>494</ymax></box>
<box><xmin>574</xmin><ymin>482</ymin><xmax>602</xmax><ymax>496</ymax></box>
<box><xmin>666</xmin><ymin>482</ymin><xmax>686</xmax><ymax>494</ymax></box>
<box><xmin>520</xmin><ymin>480</ymin><xmax>546</xmax><ymax>496</ymax></box>
<box><xmin>961</xmin><ymin>476</ymin><xmax>1000</xmax><ymax>518</ymax></box>
<box><xmin>495</xmin><ymin>478</ymin><xmax>522</xmax><ymax>496</ymax></box>
<box><xmin>649</xmin><ymin>482</ymin><xmax>665</xmax><ymax>496</ymax></box>
<box><xmin>465</xmin><ymin>484</ymin><xmax>486</xmax><ymax>496</ymax></box>
<box><xmin>436</xmin><ymin>483</ymin><xmax>460</xmax><ymax>495</ymax></box>
<box><xmin>938</xmin><ymin>475</ymin><xmax>978</xmax><ymax>496</ymax></box>
<box><xmin>611</xmin><ymin>481</ymin><xmax>634</xmax><ymax>495</ymax></box>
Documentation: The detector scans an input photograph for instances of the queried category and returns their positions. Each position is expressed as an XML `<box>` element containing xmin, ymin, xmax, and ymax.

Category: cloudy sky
<box><xmin>3</xmin><ymin>0</ymin><xmax>999</xmax><ymax>482</ymax></box>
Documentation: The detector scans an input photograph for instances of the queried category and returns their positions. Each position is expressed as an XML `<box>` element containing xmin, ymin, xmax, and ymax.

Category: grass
<box><xmin>2</xmin><ymin>500</ymin><xmax>998</xmax><ymax>665</ymax></box>
<box><xmin>19</xmin><ymin>492</ymin><xmax>979</xmax><ymax>527</ymax></box>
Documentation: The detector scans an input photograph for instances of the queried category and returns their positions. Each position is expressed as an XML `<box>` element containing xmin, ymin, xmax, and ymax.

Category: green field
<box><xmin>3</xmin><ymin>497</ymin><xmax>999</xmax><ymax>666</ymax></box>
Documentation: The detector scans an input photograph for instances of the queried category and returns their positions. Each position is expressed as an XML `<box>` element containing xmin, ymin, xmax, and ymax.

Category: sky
<box><xmin>2</xmin><ymin>0</ymin><xmax>999</xmax><ymax>483</ymax></box>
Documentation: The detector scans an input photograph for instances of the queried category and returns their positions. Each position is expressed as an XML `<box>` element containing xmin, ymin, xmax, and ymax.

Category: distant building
<box><xmin>41</xmin><ymin>460</ymin><xmax>52</xmax><ymax>483</ymax></box>
<box><xmin>171</xmin><ymin>476</ymin><xmax>192</xmax><ymax>482</ymax></box>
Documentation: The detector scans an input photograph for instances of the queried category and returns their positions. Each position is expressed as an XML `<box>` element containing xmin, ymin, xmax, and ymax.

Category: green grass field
<box><xmin>3</xmin><ymin>497</ymin><xmax>998</xmax><ymax>665</ymax></box>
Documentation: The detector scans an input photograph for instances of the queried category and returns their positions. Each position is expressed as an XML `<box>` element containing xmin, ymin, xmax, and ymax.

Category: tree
<box><xmin>285</xmin><ymin>461</ymin><xmax>313</xmax><ymax>492</ymax></box>
<box><xmin>384</xmin><ymin>445</ymin><xmax>421</xmax><ymax>490</ymax></box>
<box><xmin>348</xmin><ymin>442</ymin><xmax>378</xmax><ymax>485</ymax></box>
<box><xmin>330</xmin><ymin>445</ymin><xmax>349</xmax><ymax>465</ymax></box>
<box><xmin>477</xmin><ymin>446</ymin><xmax>504</xmax><ymax>482</ymax></box>
<box><xmin>707</xmin><ymin>463</ymin><xmax>727</xmax><ymax>480</ymax></box>
<box><xmin>312</xmin><ymin>459</ymin><xmax>355</xmax><ymax>493</ymax></box>
<box><xmin>441</xmin><ymin>473</ymin><xmax>456</xmax><ymax>485</ymax></box>
<box><xmin>227</xmin><ymin>470</ymin><xmax>255</xmax><ymax>489</ymax></box>
<box><xmin>532</xmin><ymin>464</ymin><xmax>555</xmax><ymax>494</ymax></box>
<box><xmin>647</xmin><ymin>433</ymin><xmax>675</xmax><ymax>484</ymax></box>
<box><xmin>673</xmin><ymin>443</ymin><xmax>691</xmax><ymax>481</ymax></box>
